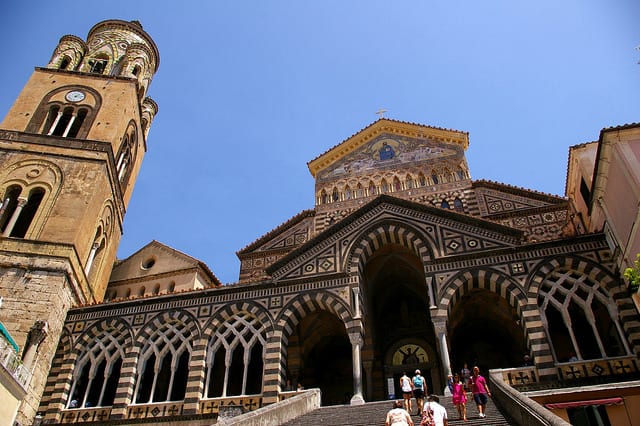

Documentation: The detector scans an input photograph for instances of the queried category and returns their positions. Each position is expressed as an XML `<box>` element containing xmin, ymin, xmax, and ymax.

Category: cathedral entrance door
<box><xmin>384</xmin><ymin>341</ymin><xmax>438</xmax><ymax>399</ymax></box>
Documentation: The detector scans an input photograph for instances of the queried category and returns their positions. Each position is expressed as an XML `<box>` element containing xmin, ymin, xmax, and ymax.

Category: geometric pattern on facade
<box><xmin>271</xmin><ymin>197</ymin><xmax>522</xmax><ymax>281</ymax></box>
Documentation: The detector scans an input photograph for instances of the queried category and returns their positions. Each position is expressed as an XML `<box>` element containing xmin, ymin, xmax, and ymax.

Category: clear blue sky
<box><xmin>1</xmin><ymin>1</ymin><xmax>638</xmax><ymax>284</ymax></box>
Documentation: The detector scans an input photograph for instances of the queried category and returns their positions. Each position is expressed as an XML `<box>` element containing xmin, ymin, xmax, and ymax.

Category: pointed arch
<box><xmin>202</xmin><ymin>302</ymin><xmax>273</xmax><ymax>398</ymax></box>
<box><xmin>67</xmin><ymin>318</ymin><xmax>132</xmax><ymax>408</ymax></box>
<box><xmin>405</xmin><ymin>174</ymin><xmax>414</xmax><ymax>189</ymax></box>
<box><xmin>133</xmin><ymin>310</ymin><xmax>200</xmax><ymax>403</ymax></box>
<box><xmin>528</xmin><ymin>255</ymin><xmax>639</xmax><ymax>363</ymax></box>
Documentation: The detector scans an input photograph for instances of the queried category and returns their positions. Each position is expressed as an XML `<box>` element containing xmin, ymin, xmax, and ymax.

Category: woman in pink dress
<box><xmin>451</xmin><ymin>374</ymin><xmax>467</xmax><ymax>421</ymax></box>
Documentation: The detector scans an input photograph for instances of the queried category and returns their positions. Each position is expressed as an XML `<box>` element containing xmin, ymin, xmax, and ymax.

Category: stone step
<box><xmin>281</xmin><ymin>395</ymin><xmax>513</xmax><ymax>426</ymax></box>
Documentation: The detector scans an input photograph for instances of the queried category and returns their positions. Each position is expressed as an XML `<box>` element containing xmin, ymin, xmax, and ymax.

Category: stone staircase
<box><xmin>281</xmin><ymin>395</ymin><xmax>514</xmax><ymax>426</ymax></box>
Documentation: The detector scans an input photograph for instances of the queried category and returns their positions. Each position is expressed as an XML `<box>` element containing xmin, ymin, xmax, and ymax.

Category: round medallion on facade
<box><xmin>65</xmin><ymin>90</ymin><xmax>85</xmax><ymax>102</ymax></box>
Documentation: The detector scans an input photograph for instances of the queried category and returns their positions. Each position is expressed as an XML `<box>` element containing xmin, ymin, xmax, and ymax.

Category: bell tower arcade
<box><xmin>0</xmin><ymin>20</ymin><xmax>159</xmax><ymax>424</ymax></box>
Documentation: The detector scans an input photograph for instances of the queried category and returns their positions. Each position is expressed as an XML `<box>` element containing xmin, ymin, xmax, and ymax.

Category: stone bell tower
<box><xmin>0</xmin><ymin>20</ymin><xmax>159</xmax><ymax>424</ymax></box>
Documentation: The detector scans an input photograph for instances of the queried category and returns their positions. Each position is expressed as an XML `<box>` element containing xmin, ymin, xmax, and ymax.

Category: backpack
<box><xmin>413</xmin><ymin>375</ymin><xmax>424</xmax><ymax>389</ymax></box>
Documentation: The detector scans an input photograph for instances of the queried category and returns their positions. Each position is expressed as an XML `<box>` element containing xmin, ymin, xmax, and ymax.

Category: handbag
<box><xmin>419</xmin><ymin>402</ymin><xmax>435</xmax><ymax>426</ymax></box>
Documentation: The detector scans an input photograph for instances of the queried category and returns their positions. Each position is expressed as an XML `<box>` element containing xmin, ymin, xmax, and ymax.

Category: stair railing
<box><xmin>488</xmin><ymin>369</ymin><xmax>571</xmax><ymax>426</ymax></box>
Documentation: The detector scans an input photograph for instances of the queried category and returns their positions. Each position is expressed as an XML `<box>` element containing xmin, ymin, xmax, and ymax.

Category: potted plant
<box><xmin>624</xmin><ymin>253</ymin><xmax>640</xmax><ymax>293</ymax></box>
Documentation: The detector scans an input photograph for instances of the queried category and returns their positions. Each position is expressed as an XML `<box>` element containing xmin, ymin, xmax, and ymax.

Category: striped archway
<box><xmin>437</xmin><ymin>267</ymin><xmax>532</xmax><ymax>372</ymax></box>
<box><xmin>345</xmin><ymin>219</ymin><xmax>434</xmax><ymax>278</ymax></box>
<box><xmin>273</xmin><ymin>291</ymin><xmax>356</xmax><ymax>403</ymax></box>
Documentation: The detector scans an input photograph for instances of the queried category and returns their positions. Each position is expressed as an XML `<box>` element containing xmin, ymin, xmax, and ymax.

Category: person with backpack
<box><xmin>412</xmin><ymin>369</ymin><xmax>427</xmax><ymax>415</ymax></box>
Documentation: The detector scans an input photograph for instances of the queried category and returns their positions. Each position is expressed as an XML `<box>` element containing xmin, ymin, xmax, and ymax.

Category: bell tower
<box><xmin>0</xmin><ymin>20</ymin><xmax>159</xmax><ymax>424</ymax></box>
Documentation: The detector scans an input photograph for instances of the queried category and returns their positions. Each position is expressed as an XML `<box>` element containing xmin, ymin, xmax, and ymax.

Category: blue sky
<box><xmin>1</xmin><ymin>1</ymin><xmax>638</xmax><ymax>284</ymax></box>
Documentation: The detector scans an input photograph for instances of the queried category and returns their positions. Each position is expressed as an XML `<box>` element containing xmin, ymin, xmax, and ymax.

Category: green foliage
<box><xmin>624</xmin><ymin>253</ymin><xmax>640</xmax><ymax>292</ymax></box>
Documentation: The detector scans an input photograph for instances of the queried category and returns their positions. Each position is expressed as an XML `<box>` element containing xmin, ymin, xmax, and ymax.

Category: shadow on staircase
<box><xmin>281</xmin><ymin>395</ymin><xmax>515</xmax><ymax>426</ymax></box>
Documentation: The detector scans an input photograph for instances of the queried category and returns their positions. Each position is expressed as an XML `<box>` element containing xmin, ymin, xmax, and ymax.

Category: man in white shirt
<box><xmin>422</xmin><ymin>394</ymin><xmax>448</xmax><ymax>426</ymax></box>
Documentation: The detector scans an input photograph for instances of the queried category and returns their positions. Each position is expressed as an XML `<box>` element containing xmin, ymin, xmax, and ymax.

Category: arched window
<box><xmin>134</xmin><ymin>317</ymin><xmax>193</xmax><ymax>403</ymax></box>
<box><xmin>44</xmin><ymin>106</ymin><xmax>88</xmax><ymax>138</ymax></box>
<box><xmin>88</xmin><ymin>55</ymin><xmax>109</xmax><ymax>74</ymax></box>
<box><xmin>345</xmin><ymin>186</ymin><xmax>352</xmax><ymax>200</ymax></box>
<box><xmin>453</xmin><ymin>197</ymin><xmax>464</xmax><ymax>212</ymax></box>
<box><xmin>332</xmin><ymin>188</ymin><xmax>339</xmax><ymax>202</ymax></box>
<box><xmin>394</xmin><ymin>177</ymin><xmax>402</xmax><ymax>192</ymax></box>
<box><xmin>67</xmin><ymin>325</ymin><xmax>127</xmax><ymax>408</ymax></box>
<box><xmin>153</xmin><ymin>284</ymin><xmax>161</xmax><ymax>295</ymax></box>
<box><xmin>205</xmin><ymin>311</ymin><xmax>266</xmax><ymax>398</ymax></box>
<box><xmin>0</xmin><ymin>185</ymin><xmax>22</xmax><ymax>233</ymax></box>
<box><xmin>440</xmin><ymin>199</ymin><xmax>450</xmax><ymax>209</ymax></box>
<box><xmin>538</xmin><ymin>268</ymin><xmax>628</xmax><ymax>362</ymax></box>
<box><xmin>356</xmin><ymin>184</ymin><xmax>363</xmax><ymax>198</ymax></box>
<box><xmin>368</xmin><ymin>181</ymin><xmax>377</xmax><ymax>196</ymax></box>
<box><xmin>381</xmin><ymin>179</ymin><xmax>388</xmax><ymax>194</ymax></box>
<box><xmin>418</xmin><ymin>174</ymin><xmax>427</xmax><ymax>187</ymax></box>
<box><xmin>320</xmin><ymin>190</ymin><xmax>328</xmax><ymax>205</ymax></box>
<box><xmin>431</xmin><ymin>173</ymin><xmax>439</xmax><ymax>185</ymax></box>
<box><xmin>406</xmin><ymin>175</ymin><xmax>414</xmax><ymax>189</ymax></box>
<box><xmin>2</xmin><ymin>187</ymin><xmax>45</xmax><ymax>238</ymax></box>
<box><xmin>116</xmin><ymin>125</ymin><xmax>138</xmax><ymax>187</ymax></box>
<box><xmin>132</xmin><ymin>65</ymin><xmax>141</xmax><ymax>76</ymax></box>
<box><xmin>85</xmin><ymin>227</ymin><xmax>106</xmax><ymax>278</ymax></box>
<box><xmin>125</xmin><ymin>289</ymin><xmax>131</xmax><ymax>298</ymax></box>
<box><xmin>168</xmin><ymin>282</ymin><xmax>176</xmax><ymax>292</ymax></box>
<box><xmin>138</xmin><ymin>286</ymin><xmax>146</xmax><ymax>297</ymax></box>
<box><xmin>59</xmin><ymin>56</ymin><xmax>72</xmax><ymax>70</ymax></box>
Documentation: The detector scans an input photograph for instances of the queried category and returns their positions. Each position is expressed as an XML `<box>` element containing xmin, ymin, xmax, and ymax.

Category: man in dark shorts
<box><xmin>399</xmin><ymin>371</ymin><xmax>413</xmax><ymax>413</ymax></box>
<box><xmin>411</xmin><ymin>369</ymin><xmax>426</xmax><ymax>415</ymax></box>
<box><xmin>469</xmin><ymin>366</ymin><xmax>491</xmax><ymax>418</ymax></box>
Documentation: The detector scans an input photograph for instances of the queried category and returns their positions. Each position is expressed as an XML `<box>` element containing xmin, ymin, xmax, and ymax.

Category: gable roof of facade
<box><xmin>307</xmin><ymin>118</ymin><xmax>469</xmax><ymax>178</ymax></box>
<box><xmin>110</xmin><ymin>240</ymin><xmax>220</xmax><ymax>286</ymax></box>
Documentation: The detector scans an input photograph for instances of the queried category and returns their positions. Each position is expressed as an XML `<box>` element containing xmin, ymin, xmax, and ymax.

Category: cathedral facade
<box><xmin>1</xmin><ymin>20</ymin><xmax>639</xmax><ymax>426</ymax></box>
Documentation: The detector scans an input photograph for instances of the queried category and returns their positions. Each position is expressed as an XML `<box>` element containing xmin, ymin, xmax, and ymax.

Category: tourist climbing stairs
<box><xmin>281</xmin><ymin>395</ymin><xmax>513</xmax><ymax>425</ymax></box>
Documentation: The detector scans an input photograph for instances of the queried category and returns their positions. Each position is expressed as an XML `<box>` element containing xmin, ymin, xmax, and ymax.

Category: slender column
<box><xmin>46</xmin><ymin>111</ymin><xmax>63</xmax><ymax>135</ymax></box>
<box><xmin>348</xmin><ymin>332</ymin><xmax>365</xmax><ymax>405</ymax></box>
<box><xmin>2</xmin><ymin>197</ymin><xmax>27</xmax><ymax>237</ymax></box>
<box><xmin>433</xmin><ymin>321</ymin><xmax>452</xmax><ymax>394</ymax></box>
<box><xmin>84</xmin><ymin>241</ymin><xmax>100</xmax><ymax>275</ymax></box>
<box><xmin>426</xmin><ymin>276</ymin><xmax>437</xmax><ymax>308</ymax></box>
<box><xmin>61</xmin><ymin>112</ymin><xmax>77</xmax><ymax>137</ymax></box>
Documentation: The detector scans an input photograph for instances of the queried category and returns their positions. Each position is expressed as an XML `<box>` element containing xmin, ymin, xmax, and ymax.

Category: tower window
<box><xmin>59</xmin><ymin>56</ymin><xmax>71</xmax><ymax>70</ymax></box>
<box><xmin>11</xmin><ymin>188</ymin><xmax>44</xmax><ymax>238</ymax></box>
<box><xmin>132</xmin><ymin>65</ymin><xmax>141</xmax><ymax>76</ymax></box>
<box><xmin>44</xmin><ymin>106</ymin><xmax>88</xmax><ymax>138</ymax></box>
<box><xmin>0</xmin><ymin>187</ymin><xmax>45</xmax><ymax>238</ymax></box>
<box><xmin>88</xmin><ymin>57</ymin><xmax>108</xmax><ymax>74</ymax></box>
<box><xmin>0</xmin><ymin>186</ymin><xmax>22</xmax><ymax>233</ymax></box>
